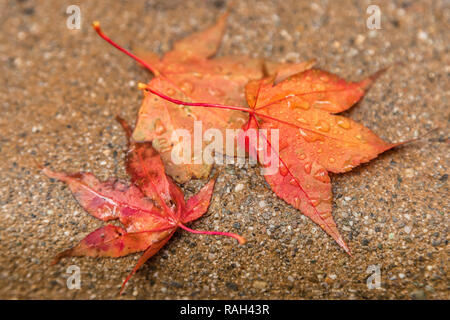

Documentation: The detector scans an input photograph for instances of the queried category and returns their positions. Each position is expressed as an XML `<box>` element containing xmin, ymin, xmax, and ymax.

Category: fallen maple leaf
<box><xmin>92</xmin><ymin>11</ymin><xmax>314</xmax><ymax>183</ymax></box>
<box><xmin>139</xmin><ymin>67</ymin><xmax>405</xmax><ymax>254</ymax></box>
<box><xmin>242</xmin><ymin>70</ymin><xmax>406</xmax><ymax>254</ymax></box>
<box><xmin>42</xmin><ymin>117</ymin><xmax>245</xmax><ymax>294</ymax></box>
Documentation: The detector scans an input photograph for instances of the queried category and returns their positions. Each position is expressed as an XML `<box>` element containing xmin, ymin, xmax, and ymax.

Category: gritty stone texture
<box><xmin>0</xmin><ymin>0</ymin><xmax>448</xmax><ymax>299</ymax></box>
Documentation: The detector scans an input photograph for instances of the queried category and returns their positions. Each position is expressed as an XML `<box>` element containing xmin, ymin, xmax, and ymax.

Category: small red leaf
<box><xmin>44</xmin><ymin>118</ymin><xmax>244</xmax><ymax>293</ymax></box>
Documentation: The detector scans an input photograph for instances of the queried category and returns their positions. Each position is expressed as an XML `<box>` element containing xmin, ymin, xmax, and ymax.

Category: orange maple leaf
<box><xmin>141</xmin><ymin>68</ymin><xmax>405</xmax><ymax>254</ymax></box>
<box><xmin>92</xmin><ymin>11</ymin><xmax>314</xmax><ymax>183</ymax></box>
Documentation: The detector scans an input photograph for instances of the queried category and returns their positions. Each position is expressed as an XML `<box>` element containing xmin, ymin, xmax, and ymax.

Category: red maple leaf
<box><xmin>42</xmin><ymin>117</ymin><xmax>244</xmax><ymax>294</ymax></box>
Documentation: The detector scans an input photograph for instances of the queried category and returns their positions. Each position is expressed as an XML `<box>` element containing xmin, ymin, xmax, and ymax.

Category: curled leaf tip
<box><xmin>137</xmin><ymin>82</ymin><xmax>148</xmax><ymax>90</ymax></box>
<box><xmin>119</xmin><ymin>282</ymin><xmax>127</xmax><ymax>296</ymax></box>
<box><xmin>92</xmin><ymin>21</ymin><xmax>100</xmax><ymax>30</ymax></box>
<box><xmin>236</xmin><ymin>235</ymin><xmax>246</xmax><ymax>245</ymax></box>
<box><xmin>50</xmin><ymin>249</ymin><xmax>71</xmax><ymax>265</ymax></box>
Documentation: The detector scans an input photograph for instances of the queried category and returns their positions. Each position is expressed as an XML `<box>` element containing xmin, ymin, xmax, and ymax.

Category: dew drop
<box><xmin>299</xmin><ymin>154</ymin><xmax>306</xmax><ymax>160</ymax></box>
<box><xmin>299</xmin><ymin>129</ymin><xmax>323</xmax><ymax>142</ymax></box>
<box><xmin>336</xmin><ymin>118</ymin><xmax>351</xmax><ymax>129</ymax></box>
<box><xmin>304</xmin><ymin>162</ymin><xmax>312</xmax><ymax>174</ymax></box>
<box><xmin>310</xmin><ymin>198</ymin><xmax>320</xmax><ymax>207</ymax></box>
<box><xmin>329</xmin><ymin>157</ymin><xmax>335</xmax><ymax>163</ymax></box>
<box><xmin>180</xmin><ymin>81</ymin><xmax>194</xmax><ymax>93</ymax></box>
<box><xmin>208</xmin><ymin>87</ymin><xmax>224</xmax><ymax>97</ymax></box>
<box><xmin>279</xmin><ymin>165</ymin><xmax>289</xmax><ymax>176</ymax></box>
<box><xmin>313</xmin><ymin>100</ymin><xmax>332</xmax><ymax>108</ymax></box>
<box><xmin>315</xmin><ymin>120</ymin><xmax>330</xmax><ymax>132</ymax></box>
<box><xmin>297</xmin><ymin>117</ymin><xmax>308</xmax><ymax>124</ymax></box>
<box><xmin>293</xmin><ymin>197</ymin><xmax>301</xmax><ymax>207</ymax></box>
<box><xmin>320</xmin><ymin>211</ymin><xmax>332</xmax><ymax>219</ymax></box>
<box><xmin>289</xmin><ymin>178</ymin><xmax>297</xmax><ymax>186</ymax></box>
<box><xmin>313</xmin><ymin>168</ymin><xmax>330</xmax><ymax>183</ymax></box>
<box><xmin>154</xmin><ymin>119</ymin><xmax>166</xmax><ymax>135</ymax></box>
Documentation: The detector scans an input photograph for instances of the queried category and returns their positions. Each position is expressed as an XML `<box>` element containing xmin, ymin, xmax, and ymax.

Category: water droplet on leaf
<box><xmin>313</xmin><ymin>168</ymin><xmax>330</xmax><ymax>183</ymax></box>
<box><xmin>154</xmin><ymin>119</ymin><xmax>166</xmax><ymax>135</ymax></box>
<box><xmin>279</xmin><ymin>165</ymin><xmax>289</xmax><ymax>176</ymax></box>
<box><xmin>315</xmin><ymin>120</ymin><xmax>330</xmax><ymax>132</ymax></box>
<box><xmin>180</xmin><ymin>81</ymin><xmax>194</xmax><ymax>93</ymax></box>
<box><xmin>304</xmin><ymin>162</ymin><xmax>312</xmax><ymax>174</ymax></box>
<box><xmin>336</xmin><ymin>118</ymin><xmax>351</xmax><ymax>129</ymax></box>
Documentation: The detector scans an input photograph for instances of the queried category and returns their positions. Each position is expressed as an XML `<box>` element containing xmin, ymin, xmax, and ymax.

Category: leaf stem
<box><xmin>178</xmin><ymin>223</ymin><xmax>246</xmax><ymax>245</ymax></box>
<box><xmin>138</xmin><ymin>83</ymin><xmax>253</xmax><ymax>114</ymax></box>
<box><xmin>92</xmin><ymin>21</ymin><xmax>160</xmax><ymax>76</ymax></box>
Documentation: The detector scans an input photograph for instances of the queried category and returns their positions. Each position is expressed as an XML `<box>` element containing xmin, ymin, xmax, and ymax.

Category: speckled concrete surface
<box><xmin>0</xmin><ymin>0</ymin><xmax>448</xmax><ymax>299</ymax></box>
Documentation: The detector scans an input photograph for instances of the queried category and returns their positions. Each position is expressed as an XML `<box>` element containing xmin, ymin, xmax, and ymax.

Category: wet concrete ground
<box><xmin>0</xmin><ymin>0</ymin><xmax>448</xmax><ymax>299</ymax></box>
